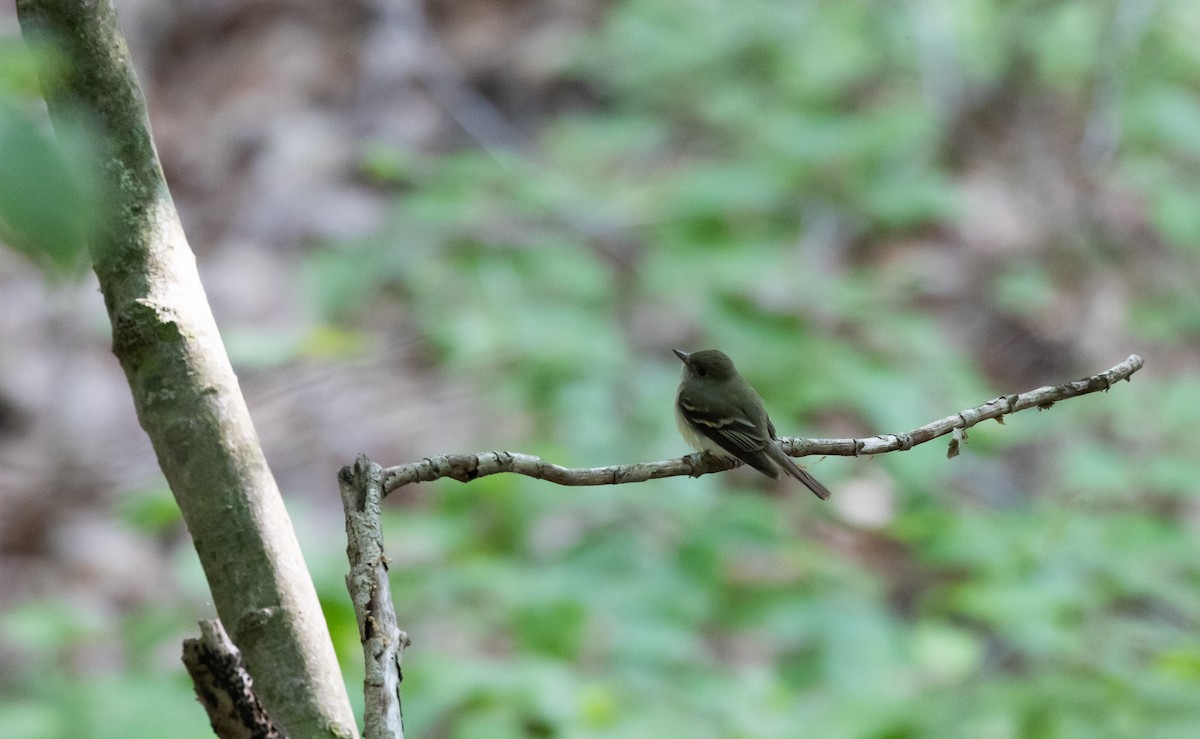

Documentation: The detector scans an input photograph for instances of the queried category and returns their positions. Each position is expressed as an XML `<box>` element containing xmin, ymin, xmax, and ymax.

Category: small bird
<box><xmin>674</xmin><ymin>349</ymin><xmax>831</xmax><ymax>500</ymax></box>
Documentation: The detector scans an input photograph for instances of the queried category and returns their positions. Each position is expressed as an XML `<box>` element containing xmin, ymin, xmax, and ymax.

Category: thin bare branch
<box><xmin>383</xmin><ymin>354</ymin><xmax>1143</xmax><ymax>495</ymax></box>
<box><xmin>341</xmin><ymin>457</ymin><xmax>409</xmax><ymax>739</ymax></box>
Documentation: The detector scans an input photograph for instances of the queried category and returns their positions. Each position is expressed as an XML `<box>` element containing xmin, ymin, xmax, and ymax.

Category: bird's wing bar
<box><xmin>677</xmin><ymin>399</ymin><xmax>766</xmax><ymax>454</ymax></box>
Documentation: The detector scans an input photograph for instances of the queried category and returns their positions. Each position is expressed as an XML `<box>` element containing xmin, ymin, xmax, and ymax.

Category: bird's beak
<box><xmin>672</xmin><ymin>349</ymin><xmax>690</xmax><ymax>363</ymax></box>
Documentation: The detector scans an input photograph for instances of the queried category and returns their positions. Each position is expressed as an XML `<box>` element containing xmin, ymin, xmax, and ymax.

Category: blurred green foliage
<box><xmin>0</xmin><ymin>36</ymin><xmax>103</xmax><ymax>279</ymax></box>
<box><xmin>7</xmin><ymin>0</ymin><xmax>1200</xmax><ymax>738</ymax></box>
<box><xmin>302</xmin><ymin>1</ymin><xmax>1200</xmax><ymax>736</ymax></box>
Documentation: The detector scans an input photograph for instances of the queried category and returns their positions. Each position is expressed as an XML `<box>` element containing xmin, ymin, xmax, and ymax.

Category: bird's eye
<box><xmin>697</xmin><ymin>367</ymin><xmax>707</xmax><ymax>377</ymax></box>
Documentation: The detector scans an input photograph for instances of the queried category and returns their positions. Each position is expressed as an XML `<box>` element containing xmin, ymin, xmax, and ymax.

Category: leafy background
<box><xmin>2</xmin><ymin>0</ymin><xmax>1200</xmax><ymax>737</ymax></box>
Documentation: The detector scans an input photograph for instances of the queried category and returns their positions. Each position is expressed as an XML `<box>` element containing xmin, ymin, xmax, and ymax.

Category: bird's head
<box><xmin>673</xmin><ymin>349</ymin><xmax>738</xmax><ymax>382</ymax></box>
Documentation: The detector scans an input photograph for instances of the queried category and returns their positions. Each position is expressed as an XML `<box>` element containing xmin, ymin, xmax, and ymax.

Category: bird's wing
<box><xmin>676</xmin><ymin>395</ymin><xmax>778</xmax><ymax>477</ymax></box>
<box><xmin>676</xmin><ymin>398</ymin><xmax>766</xmax><ymax>453</ymax></box>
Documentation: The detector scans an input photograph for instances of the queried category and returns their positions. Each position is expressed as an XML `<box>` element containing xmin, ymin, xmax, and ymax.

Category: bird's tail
<box><xmin>767</xmin><ymin>443</ymin><xmax>832</xmax><ymax>500</ymax></box>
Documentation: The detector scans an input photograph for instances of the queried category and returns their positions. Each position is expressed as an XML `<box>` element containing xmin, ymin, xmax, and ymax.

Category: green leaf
<box><xmin>0</xmin><ymin>101</ymin><xmax>104</xmax><ymax>278</ymax></box>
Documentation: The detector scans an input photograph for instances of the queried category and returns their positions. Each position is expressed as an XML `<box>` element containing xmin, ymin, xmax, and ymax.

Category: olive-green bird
<box><xmin>674</xmin><ymin>349</ymin><xmax>831</xmax><ymax>500</ymax></box>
